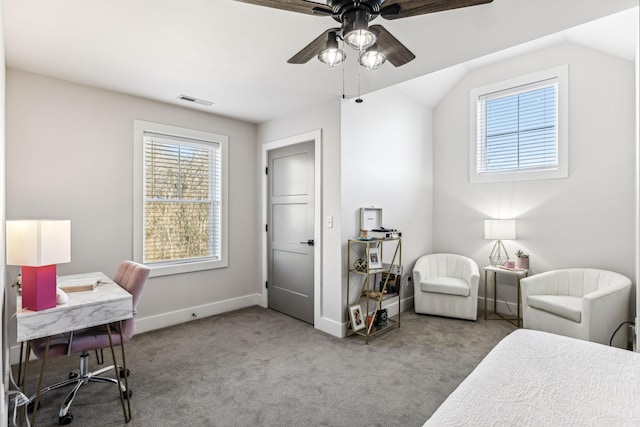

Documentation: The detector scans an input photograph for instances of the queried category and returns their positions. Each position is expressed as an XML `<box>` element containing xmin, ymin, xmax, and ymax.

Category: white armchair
<box><xmin>413</xmin><ymin>253</ymin><xmax>480</xmax><ymax>321</ymax></box>
<box><xmin>521</xmin><ymin>268</ymin><xmax>631</xmax><ymax>348</ymax></box>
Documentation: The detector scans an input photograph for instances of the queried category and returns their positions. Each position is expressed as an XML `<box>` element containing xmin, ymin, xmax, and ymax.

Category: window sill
<box><xmin>471</xmin><ymin>167</ymin><xmax>568</xmax><ymax>183</ymax></box>
<box><xmin>147</xmin><ymin>259</ymin><xmax>228</xmax><ymax>277</ymax></box>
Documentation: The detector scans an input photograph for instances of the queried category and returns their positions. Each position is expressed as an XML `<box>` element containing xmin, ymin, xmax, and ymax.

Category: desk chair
<box><xmin>27</xmin><ymin>261</ymin><xmax>149</xmax><ymax>425</ymax></box>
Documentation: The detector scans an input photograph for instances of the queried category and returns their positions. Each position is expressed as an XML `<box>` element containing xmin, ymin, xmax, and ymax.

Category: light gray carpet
<box><xmin>12</xmin><ymin>306</ymin><xmax>515</xmax><ymax>427</ymax></box>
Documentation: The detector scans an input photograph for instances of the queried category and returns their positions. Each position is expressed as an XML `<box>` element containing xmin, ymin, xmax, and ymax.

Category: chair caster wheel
<box><xmin>59</xmin><ymin>412</ymin><xmax>73</xmax><ymax>425</ymax></box>
<box><xmin>68</xmin><ymin>372</ymin><xmax>79</xmax><ymax>379</ymax></box>
<box><xmin>119</xmin><ymin>367</ymin><xmax>130</xmax><ymax>378</ymax></box>
<box><xmin>122</xmin><ymin>389</ymin><xmax>133</xmax><ymax>400</ymax></box>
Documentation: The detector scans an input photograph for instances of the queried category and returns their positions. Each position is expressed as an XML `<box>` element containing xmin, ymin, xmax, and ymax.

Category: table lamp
<box><xmin>484</xmin><ymin>219</ymin><xmax>516</xmax><ymax>266</ymax></box>
<box><xmin>6</xmin><ymin>220</ymin><xmax>71</xmax><ymax>311</ymax></box>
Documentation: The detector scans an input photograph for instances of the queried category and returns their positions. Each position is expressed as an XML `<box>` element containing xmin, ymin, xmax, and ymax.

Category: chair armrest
<box><xmin>582</xmin><ymin>281</ymin><xmax>631</xmax><ymax>342</ymax></box>
<box><xmin>520</xmin><ymin>273</ymin><xmax>553</xmax><ymax>299</ymax></box>
<box><xmin>583</xmin><ymin>281</ymin><xmax>632</xmax><ymax>302</ymax></box>
<box><xmin>463</xmin><ymin>263</ymin><xmax>480</xmax><ymax>291</ymax></box>
<box><xmin>413</xmin><ymin>269</ymin><xmax>423</xmax><ymax>289</ymax></box>
<box><xmin>412</xmin><ymin>255</ymin><xmax>430</xmax><ymax>288</ymax></box>
<box><xmin>583</xmin><ymin>281</ymin><xmax>631</xmax><ymax>317</ymax></box>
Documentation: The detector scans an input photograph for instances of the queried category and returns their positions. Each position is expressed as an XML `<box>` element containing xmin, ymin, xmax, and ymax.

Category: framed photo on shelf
<box><xmin>368</xmin><ymin>248</ymin><xmax>382</xmax><ymax>269</ymax></box>
<box><xmin>349</xmin><ymin>304</ymin><xmax>365</xmax><ymax>331</ymax></box>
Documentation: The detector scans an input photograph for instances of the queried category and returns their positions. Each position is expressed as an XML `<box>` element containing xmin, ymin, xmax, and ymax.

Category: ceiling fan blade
<box><xmin>380</xmin><ymin>0</ymin><xmax>493</xmax><ymax>20</ymax></box>
<box><xmin>233</xmin><ymin>0</ymin><xmax>333</xmax><ymax>16</ymax></box>
<box><xmin>288</xmin><ymin>28</ymin><xmax>341</xmax><ymax>64</ymax></box>
<box><xmin>370</xmin><ymin>25</ymin><xmax>415</xmax><ymax>67</ymax></box>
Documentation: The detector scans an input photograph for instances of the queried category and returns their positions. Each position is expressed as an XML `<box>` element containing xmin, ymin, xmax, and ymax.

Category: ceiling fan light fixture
<box><xmin>318</xmin><ymin>48</ymin><xmax>346</xmax><ymax>67</ymax></box>
<box><xmin>359</xmin><ymin>49</ymin><xmax>386</xmax><ymax>70</ymax></box>
<box><xmin>318</xmin><ymin>30</ymin><xmax>346</xmax><ymax>67</ymax></box>
<box><xmin>343</xmin><ymin>9</ymin><xmax>376</xmax><ymax>51</ymax></box>
<box><xmin>345</xmin><ymin>29</ymin><xmax>376</xmax><ymax>50</ymax></box>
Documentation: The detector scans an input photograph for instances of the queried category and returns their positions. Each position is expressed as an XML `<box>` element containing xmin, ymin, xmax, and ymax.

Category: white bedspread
<box><xmin>424</xmin><ymin>329</ymin><xmax>640</xmax><ymax>426</ymax></box>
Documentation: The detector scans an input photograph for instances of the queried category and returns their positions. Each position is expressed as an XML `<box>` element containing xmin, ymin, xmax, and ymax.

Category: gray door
<box><xmin>267</xmin><ymin>141</ymin><xmax>314</xmax><ymax>324</ymax></box>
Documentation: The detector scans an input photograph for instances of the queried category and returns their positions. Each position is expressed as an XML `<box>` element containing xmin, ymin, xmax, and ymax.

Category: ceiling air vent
<box><xmin>178</xmin><ymin>94</ymin><xmax>214</xmax><ymax>107</ymax></box>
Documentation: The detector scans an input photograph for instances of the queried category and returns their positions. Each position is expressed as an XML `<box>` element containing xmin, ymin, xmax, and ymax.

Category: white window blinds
<box><xmin>477</xmin><ymin>78</ymin><xmax>558</xmax><ymax>174</ymax></box>
<box><xmin>143</xmin><ymin>132</ymin><xmax>221</xmax><ymax>264</ymax></box>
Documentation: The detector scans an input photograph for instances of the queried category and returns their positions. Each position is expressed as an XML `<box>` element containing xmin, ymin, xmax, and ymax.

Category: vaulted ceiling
<box><xmin>4</xmin><ymin>0</ymin><xmax>638</xmax><ymax>123</ymax></box>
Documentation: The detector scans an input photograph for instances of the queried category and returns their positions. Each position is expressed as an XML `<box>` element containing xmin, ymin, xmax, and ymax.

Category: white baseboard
<box><xmin>382</xmin><ymin>295</ymin><xmax>414</xmax><ymax>317</ymax></box>
<box><xmin>315</xmin><ymin>316</ymin><xmax>343</xmax><ymax>338</ymax></box>
<box><xmin>134</xmin><ymin>293</ymin><xmax>264</xmax><ymax>335</ymax></box>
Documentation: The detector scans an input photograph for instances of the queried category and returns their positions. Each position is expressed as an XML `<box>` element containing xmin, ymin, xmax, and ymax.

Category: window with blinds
<box><xmin>477</xmin><ymin>79</ymin><xmax>557</xmax><ymax>174</ymax></box>
<box><xmin>469</xmin><ymin>65</ymin><xmax>568</xmax><ymax>183</ymax></box>
<box><xmin>143</xmin><ymin>132</ymin><xmax>221</xmax><ymax>264</ymax></box>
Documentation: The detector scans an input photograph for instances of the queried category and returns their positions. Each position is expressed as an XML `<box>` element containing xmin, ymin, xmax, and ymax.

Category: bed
<box><xmin>424</xmin><ymin>329</ymin><xmax>640</xmax><ymax>426</ymax></box>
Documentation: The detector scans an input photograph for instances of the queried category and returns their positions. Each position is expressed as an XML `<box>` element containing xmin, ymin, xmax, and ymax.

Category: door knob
<box><xmin>299</xmin><ymin>239</ymin><xmax>314</xmax><ymax>246</ymax></box>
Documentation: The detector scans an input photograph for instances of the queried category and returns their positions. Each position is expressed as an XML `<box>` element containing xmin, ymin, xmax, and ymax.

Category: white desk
<box><xmin>16</xmin><ymin>272</ymin><xmax>133</xmax><ymax>425</ymax></box>
<box><xmin>17</xmin><ymin>272</ymin><xmax>132</xmax><ymax>342</ymax></box>
<box><xmin>483</xmin><ymin>265</ymin><xmax>529</xmax><ymax>328</ymax></box>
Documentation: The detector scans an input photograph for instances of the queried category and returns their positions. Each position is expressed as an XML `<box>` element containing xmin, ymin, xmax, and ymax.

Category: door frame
<box><xmin>261</xmin><ymin>130</ymin><xmax>322</xmax><ymax>325</ymax></box>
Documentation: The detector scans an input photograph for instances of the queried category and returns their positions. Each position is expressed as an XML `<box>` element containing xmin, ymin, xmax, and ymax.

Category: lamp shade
<box><xmin>6</xmin><ymin>220</ymin><xmax>71</xmax><ymax>266</ymax></box>
<box><xmin>484</xmin><ymin>219</ymin><xmax>516</xmax><ymax>240</ymax></box>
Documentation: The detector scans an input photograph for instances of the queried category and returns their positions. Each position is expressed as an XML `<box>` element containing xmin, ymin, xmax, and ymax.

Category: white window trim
<box><xmin>133</xmin><ymin>120</ymin><xmax>229</xmax><ymax>277</ymax></box>
<box><xmin>469</xmin><ymin>65</ymin><xmax>569</xmax><ymax>183</ymax></box>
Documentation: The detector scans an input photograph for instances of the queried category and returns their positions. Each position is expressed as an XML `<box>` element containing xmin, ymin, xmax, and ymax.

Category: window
<box><xmin>134</xmin><ymin>120</ymin><xmax>228</xmax><ymax>276</ymax></box>
<box><xmin>469</xmin><ymin>65</ymin><xmax>568</xmax><ymax>183</ymax></box>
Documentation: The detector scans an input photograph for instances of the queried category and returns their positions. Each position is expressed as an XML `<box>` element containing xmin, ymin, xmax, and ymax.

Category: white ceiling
<box><xmin>3</xmin><ymin>0</ymin><xmax>638</xmax><ymax>123</ymax></box>
<box><xmin>396</xmin><ymin>6</ymin><xmax>639</xmax><ymax>107</ymax></box>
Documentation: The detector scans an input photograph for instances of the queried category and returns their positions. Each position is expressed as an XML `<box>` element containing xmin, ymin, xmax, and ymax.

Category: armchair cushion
<box><xmin>420</xmin><ymin>277</ymin><xmax>470</xmax><ymax>297</ymax></box>
<box><xmin>527</xmin><ymin>295</ymin><xmax>582</xmax><ymax>323</ymax></box>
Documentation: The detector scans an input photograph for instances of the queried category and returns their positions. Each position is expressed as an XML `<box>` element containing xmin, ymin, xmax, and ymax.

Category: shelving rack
<box><xmin>347</xmin><ymin>238</ymin><xmax>402</xmax><ymax>344</ymax></box>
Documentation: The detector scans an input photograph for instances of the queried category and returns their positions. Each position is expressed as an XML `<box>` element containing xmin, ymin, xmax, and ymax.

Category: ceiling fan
<box><xmin>234</xmin><ymin>0</ymin><xmax>494</xmax><ymax>70</ymax></box>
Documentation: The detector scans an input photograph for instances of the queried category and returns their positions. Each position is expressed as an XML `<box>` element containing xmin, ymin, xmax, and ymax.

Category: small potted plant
<box><xmin>515</xmin><ymin>249</ymin><xmax>529</xmax><ymax>269</ymax></box>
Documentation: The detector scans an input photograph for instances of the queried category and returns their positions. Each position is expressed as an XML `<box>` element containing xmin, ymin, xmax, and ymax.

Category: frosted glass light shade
<box><xmin>342</xmin><ymin>9</ymin><xmax>376</xmax><ymax>50</ymax></box>
<box><xmin>359</xmin><ymin>50</ymin><xmax>386</xmax><ymax>70</ymax></box>
<box><xmin>484</xmin><ymin>219</ymin><xmax>516</xmax><ymax>240</ymax></box>
<box><xmin>345</xmin><ymin>29</ymin><xmax>376</xmax><ymax>50</ymax></box>
<box><xmin>6</xmin><ymin>220</ymin><xmax>71</xmax><ymax>266</ymax></box>
<box><xmin>318</xmin><ymin>48</ymin><xmax>346</xmax><ymax>67</ymax></box>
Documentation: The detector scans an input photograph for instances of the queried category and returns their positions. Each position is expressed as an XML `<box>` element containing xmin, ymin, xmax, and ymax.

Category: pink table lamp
<box><xmin>6</xmin><ymin>220</ymin><xmax>71</xmax><ymax>311</ymax></box>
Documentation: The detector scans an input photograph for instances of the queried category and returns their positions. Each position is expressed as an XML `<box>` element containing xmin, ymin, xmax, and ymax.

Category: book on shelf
<box><xmin>58</xmin><ymin>277</ymin><xmax>100</xmax><ymax>293</ymax></box>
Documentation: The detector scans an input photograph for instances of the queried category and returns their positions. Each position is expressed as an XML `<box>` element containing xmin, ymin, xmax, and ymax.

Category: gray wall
<box><xmin>341</xmin><ymin>89</ymin><xmax>434</xmax><ymax>312</ymax></box>
<box><xmin>6</xmin><ymin>70</ymin><xmax>261</xmax><ymax>348</ymax></box>
<box><xmin>432</xmin><ymin>43</ymin><xmax>636</xmax><ymax>312</ymax></box>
